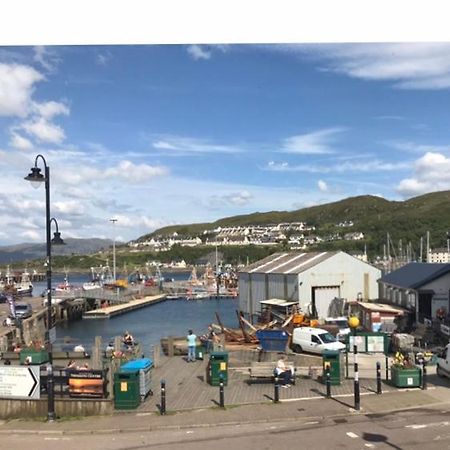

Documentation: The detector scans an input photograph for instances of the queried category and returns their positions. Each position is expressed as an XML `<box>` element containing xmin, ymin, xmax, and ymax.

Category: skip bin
<box><xmin>20</xmin><ymin>349</ymin><xmax>49</xmax><ymax>365</ymax></box>
<box><xmin>121</xmin><ymin>358</ymin><xmax>153</xmax><ymax>400</ymax></box>
<box><xmin>114</xmin><ymin>370</ymin><xmax>140</xmax><ymax>409</ymax></box>
<box><xmin>206</xmin><ymin>351</ymin><xmax>228</xmax><ymax>386</ymax></box>
<box><xmin>322</xmin><ymin>350</ymin><xmax>344</xmax><ymax>385</ymax></box>
<box><xmin>391</xmin><ymin>366</ymin><xmax>422</xmax><ymax>388</ymax></box>
<box><xmin>256</xmin><ymin>329</ymin><xmax>289</xmax><ymax>352</ymax></box>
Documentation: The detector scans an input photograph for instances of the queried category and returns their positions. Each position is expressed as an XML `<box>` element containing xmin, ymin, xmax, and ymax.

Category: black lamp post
<box><xmin>25</xmin><ymin>155</ymin><xmax>65</xmax><ymax>422</ymax></box>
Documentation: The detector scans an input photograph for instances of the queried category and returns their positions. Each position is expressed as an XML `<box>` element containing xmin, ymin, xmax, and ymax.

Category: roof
<box><xmin>240</xmin><ymin>251</ymin><xmax>338</xmax><ymax>274</ymax></box>
<box><xmin>357</xmin><ymin>302</ymin><xmax>407</xmax><ymax>315</ymax></box>
<box><xmin>259</xmin><ymin>298</ymin><xmax>298</xmax><ymax>307</ymax></box>
<box><xmin>379</xmin><ymin>262</ymin><xmax>450</xmax><ymax>289</ymax></box>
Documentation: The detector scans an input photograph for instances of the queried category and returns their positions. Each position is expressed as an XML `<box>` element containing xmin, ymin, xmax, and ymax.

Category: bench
<box><xmin>248</xmin><ymin>361</ymin><xmax>296</xmax><ymax>385</ymax></box>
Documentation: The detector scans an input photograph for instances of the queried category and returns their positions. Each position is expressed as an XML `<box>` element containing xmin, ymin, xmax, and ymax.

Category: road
<box><xmin>2</xmin><ymin>406</ymin><xmax>450</xmax><ymax>450</ymax></box>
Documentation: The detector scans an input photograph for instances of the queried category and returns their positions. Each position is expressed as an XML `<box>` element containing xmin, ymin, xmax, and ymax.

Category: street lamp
<box><xmin>25</xmin><ymin>155</ymin><xmax>65</xmax><ymax>422</ymax></box>
<box><xmin>348</xmin><ymin>316</ymin><xmax>360</xmax><ymax>411</ymax></box>
<box><xmin>110</xmin><ymin>218</ymin><xmax>117</xmax><ymax>281</ymax></box>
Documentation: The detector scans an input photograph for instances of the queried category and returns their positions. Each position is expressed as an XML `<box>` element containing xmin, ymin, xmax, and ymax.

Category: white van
<box><xmin>291</xmin><ymin>327</ymin><xmax>346</xmax><ymax>354</ymax></box>
<box><xmin>436</xmin><ymin>344</ymin><xmax>450</xmax><ymax>378</ymax></box>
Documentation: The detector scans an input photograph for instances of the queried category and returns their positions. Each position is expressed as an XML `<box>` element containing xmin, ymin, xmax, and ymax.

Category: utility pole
<box><xmin>110</xmin><ymin>218</ymin><xmax>118</xmax><ymax>281</ymax></box>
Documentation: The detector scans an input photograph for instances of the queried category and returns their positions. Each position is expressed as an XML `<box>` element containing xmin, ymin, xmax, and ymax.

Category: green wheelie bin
<box><xmin>206</xmin><ymin>351</ymin><xmax>228</xmax><ymax>386</ymax></box>
<box><xmin>114</xmin><ymin>370</ymin><xmax>140</xmax><ymax>409</ymax></box>
<box><xmin>322</xmin><ymin>350</ymin><xmax>344</xmax><ymax>385</ymax></box>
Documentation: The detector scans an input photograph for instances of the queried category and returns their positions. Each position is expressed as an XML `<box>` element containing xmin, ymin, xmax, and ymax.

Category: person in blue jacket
<box><xmin>186</xmin><ymin>329</ymin><xmax>197</xmax><ymax>362</ymax></box>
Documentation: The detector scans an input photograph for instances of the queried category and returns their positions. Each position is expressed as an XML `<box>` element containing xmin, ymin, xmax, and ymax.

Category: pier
<box><xmin>82</xmin><ymin>294</ymin><xmax>166</xmax><ymax>319</ymax></box>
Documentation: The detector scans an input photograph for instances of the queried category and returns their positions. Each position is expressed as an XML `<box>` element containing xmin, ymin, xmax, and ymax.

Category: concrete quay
<box><xmin>82</xmin><ymin>293</ymin><xmax>166</xmax><ymax>319</ymax></box>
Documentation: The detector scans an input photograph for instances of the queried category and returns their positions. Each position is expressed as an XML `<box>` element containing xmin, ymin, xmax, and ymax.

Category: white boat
<box><xmin>83</xmin><ymin>265</ymin><xmax>114</xmax><ymax>291</ymax></box>
<box><xmin>0</xmin><ymin>267</ymin><xmax>33</xmax><ymax>296</ymax></box>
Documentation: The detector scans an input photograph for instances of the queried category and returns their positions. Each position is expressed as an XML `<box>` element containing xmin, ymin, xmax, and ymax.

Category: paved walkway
<box><xmin>0</xmin><ymin>353</ymin><xmax>449</xmax><ymax>435</ymax></box>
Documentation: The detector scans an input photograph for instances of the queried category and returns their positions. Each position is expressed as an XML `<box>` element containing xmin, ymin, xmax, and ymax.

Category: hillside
<box><xmin>0</xmin><ymin>238</ymin><xmax>116</xmax><ymax>264</ymax></box>
<box><xmin>138</xmin><ymin>191</ymin><xmax>450</xmax><ymax>254</ymax></box>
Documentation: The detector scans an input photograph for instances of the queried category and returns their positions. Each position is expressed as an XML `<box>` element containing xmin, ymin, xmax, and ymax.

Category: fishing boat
<box><xmin>83</xmin><ymin>265</ymin><xmax>114</xmax><ymax>291</ymax></box>
<box><xmin>0</xmin><ymin>267</ymin><xmax>33</xmax><ymax>296</ymax></box>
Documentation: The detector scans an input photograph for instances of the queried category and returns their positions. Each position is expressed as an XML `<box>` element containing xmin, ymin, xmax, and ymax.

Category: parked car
<box><xmin>291</xmin><ymin>327</ymin><xmax>346</xmax><ymax>354</ymax></box>
<box><xmin>14</xmin><ymin>303</ymin><xmax>33</xmax><ymax>319</ymax></box>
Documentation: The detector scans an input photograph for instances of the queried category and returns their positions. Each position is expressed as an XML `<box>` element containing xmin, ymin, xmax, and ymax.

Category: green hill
<box><xmin>138</xmin><ymin>191</ymin><xmax>450</xmax><ymax>256</ymax></box>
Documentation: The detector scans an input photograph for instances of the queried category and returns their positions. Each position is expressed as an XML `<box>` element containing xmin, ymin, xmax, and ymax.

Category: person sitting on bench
<box><xmin>274</xmin><ymin>355</ymin><xmax>294</xmax><ymax>388</ymax></box>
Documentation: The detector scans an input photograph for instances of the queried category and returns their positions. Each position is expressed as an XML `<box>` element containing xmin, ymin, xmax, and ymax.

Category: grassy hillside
<box><xmin>138</xmin><ymin>191</ymin><xmax>450</xmax><ymax>256</ymax></box>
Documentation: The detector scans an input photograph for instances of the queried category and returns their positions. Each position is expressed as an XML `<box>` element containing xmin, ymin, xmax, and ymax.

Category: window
<box><xmin>312</xmin><ymin>335</ymin><xmax>321</xmax><ymax>344</ymax></box>
<box><xmin>319</xmin><ymin>332</ymin><xmax>336</xmax><ymax>343</ymax></box>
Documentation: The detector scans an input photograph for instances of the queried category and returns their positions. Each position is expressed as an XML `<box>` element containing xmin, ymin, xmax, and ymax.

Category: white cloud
<box><xmin>186</xmin><ymin>44</ymin><xmax>229</xmax><ymax>61</ymax></box>
<box><xmin>266</xmin><ymin>158</ymin><xmax>410</xmax><ymax>173</ymax></box>
<box><xmin>397</xmin><ymin>152</ymin><xmax>450</xmax><ymax>197</ymax></box>
<box><xmin>105</xmin><ymin>161</ymin><xmax>168</xmax><ymax>182</ymax></box>
<box><xmin>280</xmin><ymin>128</ymin><xmax>345</xmax><ymax>154</ymax></box>
<box><xmin>53</xmin><ymin>200</ymin><xmax>86</xmax><ymax>216</ymax></box>
<box><xmin>9</xmin><ymin>132</ymin><xmax>33</xmax><ymax>150</ymax></box>
<box><xmin>21</xmin><ymin>117</ymin><xmax>66</xmax><ymax>143</ymax></box>
<box><xmin>33</xmin><ymin>100</ymin><xmax>69</xmax><ymax>119</ymax></box>
<box><xmin>318</xmin><ymin>180</ymin><xmax>328</xmax><ymax>192</ymax></box>
<box><xmin>0</xmin><ymin>63</ymin><xmax>43</xmax><ymax>117</ymax></box>
<box><xmin>187</xmin><ymin>45</ymin><xmax>212</xmax><ymax>60</ymax></box>
<box><xmin>33</xmin><ymin>46</ymin><xmax>60</xmax><ymax>72</ymax></box>
<box><xmin>292</xmin><ymin>43</ymin><xmax>450</xmax><ymax>90</ymax></box>
<box><xmin>97</xmin><ymin>51</ymin><xmax>112</xmax><ymax>65</ymax></box>
<box><xmin>20</xmin><ymin>230</ymin><xmax>41</xmax><ymax>242</ymax></box>
<box><xmin>152</xmin><ymin>136</ymin><xmax>243</xmax><ymax>154</ymax></box>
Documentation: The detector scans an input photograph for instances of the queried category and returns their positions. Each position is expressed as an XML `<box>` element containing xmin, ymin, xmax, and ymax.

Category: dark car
<box><xmin>14</xmin><ymin>303</ymin><xmax>33</xmax><ymax>319</ymax></box>
<box><xmin>0</xmin><ymin>293</ymin><xmax>7</xmax><ymax>303</ymax></box>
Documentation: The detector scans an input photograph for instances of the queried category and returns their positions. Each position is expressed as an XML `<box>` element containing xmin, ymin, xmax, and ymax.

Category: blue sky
<box><xmin>2</xmin><ymin>42</ymin><xmax>450</xmax><ymax>245</ymax></box>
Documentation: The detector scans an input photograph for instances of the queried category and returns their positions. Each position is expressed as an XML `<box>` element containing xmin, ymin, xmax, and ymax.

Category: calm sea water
<box><xmin>33</xmin><ymin>271</ymin><xmax>240</xmax><ymax>352</ymax></box>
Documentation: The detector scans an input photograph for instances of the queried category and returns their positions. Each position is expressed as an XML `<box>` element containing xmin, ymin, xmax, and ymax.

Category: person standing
<box><xmin>187</xmin><ymin>329</ymin><xmax>197</xmax><ymax>362</ymax></box>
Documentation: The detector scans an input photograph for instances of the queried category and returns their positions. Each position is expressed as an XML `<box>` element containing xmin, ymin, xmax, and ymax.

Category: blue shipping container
<box><xmin>256</xmin><ymin>330</ymin><xmax>289</xmax><ymax>352</ymax></box>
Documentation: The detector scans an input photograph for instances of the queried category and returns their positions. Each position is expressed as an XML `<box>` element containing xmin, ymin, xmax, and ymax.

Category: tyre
<box><xmin>292</xmin><ymin>344</ymin><xmax>302</xmax><ymax>353</ymax></box>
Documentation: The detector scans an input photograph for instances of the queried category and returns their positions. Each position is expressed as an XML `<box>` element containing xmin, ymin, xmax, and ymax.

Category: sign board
<box><xmin>367</xmin><ymin>335</ymin><xmax>385</xmax><ymax>352</ymax></box>
<box><xmin>0</xmin><ymin>366</ymin><xmax>40</xmax><ymax>399</ymax></box>
<box><xmin>68</xmin><ymin>369</ymin><xmax>105</xmax><ymax>398</ymax></box>
<box><xmin>441</xmin><ymin>324</ymin><xmax>450</xmax><ymax>336</ymax></box>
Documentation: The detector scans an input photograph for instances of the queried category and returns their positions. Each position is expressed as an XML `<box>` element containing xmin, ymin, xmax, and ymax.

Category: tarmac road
<box><xmin>2</xmin><ymin>406</ymin><xmax>450</xmax><ymax>450</ymax></box>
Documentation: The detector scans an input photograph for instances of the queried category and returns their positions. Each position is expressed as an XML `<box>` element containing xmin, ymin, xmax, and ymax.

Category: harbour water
<box><xmin>32</xmin><ymin>272</ymin><xmax>240</xmax><ymax>352</ymax></box>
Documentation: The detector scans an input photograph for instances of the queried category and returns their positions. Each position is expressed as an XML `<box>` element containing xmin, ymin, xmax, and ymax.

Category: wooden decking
<box><xmin>136</xmin><ymin>355</ymin><xmax>397</xmax><ymax>412</ymax></box>
<box><xmin>82</xmin><ymin>294</ymin><xmax>166</xmax><ymax>319</ymax></box>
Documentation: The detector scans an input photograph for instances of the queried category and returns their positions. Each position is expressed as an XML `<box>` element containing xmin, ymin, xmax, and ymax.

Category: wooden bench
<box><xmin>248</xmin><ymin>361</ymin><xmax>296</xmax><ymax>384</ymax></box>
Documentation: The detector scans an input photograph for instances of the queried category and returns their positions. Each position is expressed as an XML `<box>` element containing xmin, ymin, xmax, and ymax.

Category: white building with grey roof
<box><xmin>238</xmin><ymin>251</ymin><xmax>381</xmax><ymax>320</ymax></box>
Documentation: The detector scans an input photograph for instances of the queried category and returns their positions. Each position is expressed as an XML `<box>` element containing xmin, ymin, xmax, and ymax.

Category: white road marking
<box><xmin>365</xmin><ymin>444</ymin><xmax>375</xmax><ymax>448</ymax></box>
<box><xmin>186</xmin><ymin>430</ymin><xmax>194</xmax><ymax>434</ymax></box>
<box><xmin>303</xmin><ymin>421</ymin><xmax>319</xmax><ymax>425</ymax></box>
<box><xmin>346</xmin><ymin>432</ymin><xmax>359</xmax><ymax>438</ymax></box>
<box><xmin>406</xmin><ymin>421</ymin><xmax>450</xmax><ymax>430</ymax></box>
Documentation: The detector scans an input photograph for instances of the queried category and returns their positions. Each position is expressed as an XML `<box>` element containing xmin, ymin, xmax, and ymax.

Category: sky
<box><xmin>1</xmin><ymin>6</ymin><xmax>450</xmax><ymax>245</ymax></box>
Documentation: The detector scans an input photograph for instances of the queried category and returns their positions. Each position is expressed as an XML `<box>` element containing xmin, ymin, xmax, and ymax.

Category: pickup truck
<box><xmin>436</xmin><ymin>344</ymin><xmax>450</xmax><ymax>379</ymax></box>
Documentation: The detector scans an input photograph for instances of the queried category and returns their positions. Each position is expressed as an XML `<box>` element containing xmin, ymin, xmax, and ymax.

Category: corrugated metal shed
<box><xmin>380</xmin><ymin>262</ymin><xmax>450</xmax><ymax>289</ymax></box>
<box><xmin>241</xmin><ymin>251</ymin><xmax>336</xmax><ymax>274</ymax></box>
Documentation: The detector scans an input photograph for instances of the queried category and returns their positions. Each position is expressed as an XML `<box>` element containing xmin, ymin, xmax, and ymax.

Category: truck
<box><xmin>436</xmin><ymin>343</ymin><xmax>450</xmax><ymax>379</ymax></box>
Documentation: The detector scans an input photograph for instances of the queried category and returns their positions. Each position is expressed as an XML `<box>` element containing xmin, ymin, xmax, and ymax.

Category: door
<box><xmin>312</xmin><ymin>286</ymin><xmax>340</xmax><ymax>319</ymax></box>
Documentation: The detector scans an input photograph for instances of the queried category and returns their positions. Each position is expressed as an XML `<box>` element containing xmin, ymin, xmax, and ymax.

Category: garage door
<box><xmin>313</xmin><ymin>286</ymin><xmax>340</xmax><ymax>319</ymax></box>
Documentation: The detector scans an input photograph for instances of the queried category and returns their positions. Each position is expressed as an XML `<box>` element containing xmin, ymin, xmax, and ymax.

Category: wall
<box><xmin>0</xmin><ymin>398</ymin><xmax>113</xmax><ymax>419</ymax></box>
<box><xmin>297</xmin><ymin>252</ymin><xmax>381</xmax><ymax>316</ymax></box>
<box><xmin>421</xmin><ymin>272</ymin><xmax>450</xmax><ymax>317</ymax></box>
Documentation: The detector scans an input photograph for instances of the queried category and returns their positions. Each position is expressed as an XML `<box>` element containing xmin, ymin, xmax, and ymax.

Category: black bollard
<box><xmin>160</xmin><ymin>379</ymin><xmax>166</xmax><ymax>415</ymax></box>
<box><xmin>219</xmin><ymin>373</ymin><xmax>225</xmax><ymax>408</ymax></box>
<box><xmin>326</xmin><ymin>367</ymin><xmax>331</xmax><ymax>398</ymax></box>
<box><xmin>422</xmin><ymin>361</ymin><xmax>427</xmax><ymax>390</ymax></box>
<box><xmin>376</xmin><ymin>361</ymin><xmax>382</xmax><ymax>394</ymax></box>
<box><xmin>274</xmin><ymin>376</ymin><xmax>280</xmax><ymax>403</ymax></box>
<box><xmin>345</xmin><ymin>350</ymin><xmax>349</xmax><ymax>378</ymax></box>
<box><xmin>385</xmin><ymin>355</ymin><xmax>389</xmax><ymax>381</ymax></box>
<box><xmin>353</xmin><ymin>340</ymin><xmax>360</xmax><ymax>411</ymax></box>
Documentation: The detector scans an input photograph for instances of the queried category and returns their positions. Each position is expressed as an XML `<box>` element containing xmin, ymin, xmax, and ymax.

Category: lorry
<box><xmin>436</xmin><ymin>343</ymin><xmax>450</xmax><ymax>379</ymax></box>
